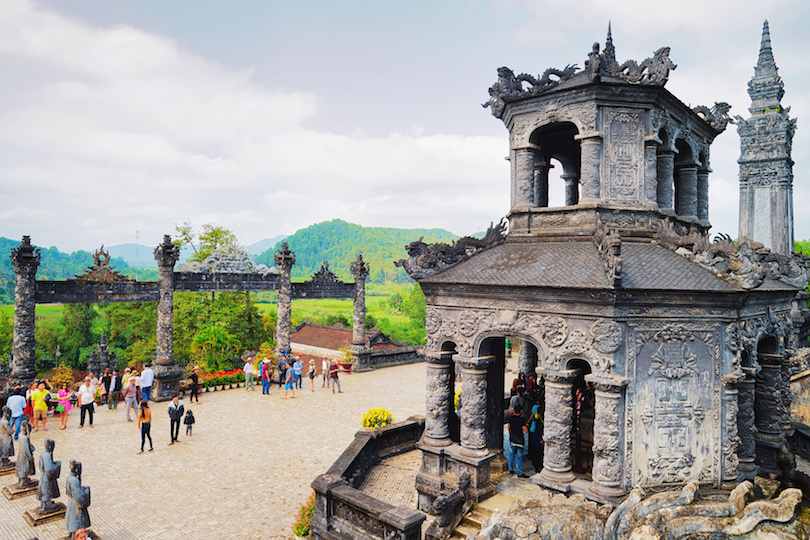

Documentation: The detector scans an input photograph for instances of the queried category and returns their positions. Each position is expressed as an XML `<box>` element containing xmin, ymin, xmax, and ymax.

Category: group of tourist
<box><xmin>217</xmin><ymin>353</ymin><xmax>344</xmax><ymax>399</ymax></box>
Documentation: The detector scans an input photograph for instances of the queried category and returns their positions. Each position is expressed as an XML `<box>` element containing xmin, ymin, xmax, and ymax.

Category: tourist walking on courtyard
<box><xmin>321</xmin><ymin>357</ymin><xmax>329</xmax><ymax>388</ymax></box>
<box><xmin>131</xmin><ymin>370</ymin><xmax>142</xmax><ymax>403</ymax></box>
<box><xmin>24</xmin><ymin>381</ymin><xmax>36</xmax><ymax>422</ymax></box>
<box><xmin>329</xmin><ymin>360</ymin><xmax>342</xmax><ymax>394</ymax></box>
<box><xmin>108</xmin><ymin>370</ymin><xmax>122</xmax><ymax>409</ymax></box>
<box><xmin>261</xmin><ymin>359</ymin><xmax>271</xmax><ymax>395</ymax></box>
<box><xmin>308</xmin><ymin>359</ymin><xmax>316</xmax><ymax>392</ymax></box>
<box><xmin>167</xmin><ymin>395</ymin><xmax>184</xmax><ymax>445</ymax></box>
<box><xmin>184</xmin><ymin>409</ymin><xmax>195</xmax><ymax>436</ymax></box>
<box><xmin>137</xmin><ymin>401</ymin><xmax>153</xmax><ymax>453</ymax></box>
<box><xmin>283</xmin><ymin>359</ymin><xmax>296</xmax><ymax>399</ymax></box>
<box><xmin>100</xmin><ymin>368</ymin><xmax>111</xmax><ymax>406</ymax></box>
<box><xmin>121</xmin><ymin>377</ymin><xmax>139</xmax><ymax>422</ymax></box>
<box><xmin>57</xmin><ymin>382</ymin><xmax>74</xmax><ymax>430</ymax></box>
<box><xmin>294</xmin><ymin>354</ymin><xmax>303</xmax><ymax>389</ymax></box>
<box><xmin>121</xmin><ymin>367</ymin><xmax>132</xmax><ymax>387</ymax></box>
<box><xmin>77</xmin><ymin>378</ymin><xmax>95</xmax><ymax>429</ymax></box>
<box><xmin>244</xmin><ymin>357</ymin><xmax>255</xmax><ymax>391</ymax></box>
<box><xmin>507</xmin><ymin>402</ymin><xmax>529</xmax><ymax>477</ymax></box>
<box><xmin>189</xmin><ymin>366</ymin><xmax>201</xmax><ymax>403</ymax></box>
<box><xmin>30</xmin><ymin>380</ymin><xmax>52</xmax><ymax>432</ymax></box>
<box><xmin>140</xmin><ymin>363</ymin><xmax>155</xmax><ymax>401</ymax></box>
<box><xmin>7</xmin><ymin>388</ymin><xmax>25</xmax><ymax>439</ymax></box>
<box><xmin>277</xmin><ymin>356</ymin><xmax>287</xmax><ymax>389</ymax></box>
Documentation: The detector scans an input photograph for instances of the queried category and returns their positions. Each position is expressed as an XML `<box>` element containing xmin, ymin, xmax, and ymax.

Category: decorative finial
<box><xmin>603</xmin><ymin>21</ymin><xmax>616</xmax><ymax>64</ymax></box>
<box><xmin>757</xmin><ymin>20</ymin><xmax>774</xmax><ymax>70</ymax></box>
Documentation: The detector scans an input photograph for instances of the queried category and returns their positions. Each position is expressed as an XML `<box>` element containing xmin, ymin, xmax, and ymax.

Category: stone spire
<box><xmin>737</xmin><ymin>20</ymin><xmax>797</xmax><ymax>256</ymax></box>
<box><xmin>602</xmin><ymin>21</ymin><xmax>616</xmax><ymax>65</ymax></box>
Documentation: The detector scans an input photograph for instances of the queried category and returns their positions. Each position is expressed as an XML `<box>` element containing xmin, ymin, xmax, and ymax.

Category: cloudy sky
<box><xmin>0</xmin><ymin>0</ymin><xmax>808</xmax><ymax>252</ymax></box>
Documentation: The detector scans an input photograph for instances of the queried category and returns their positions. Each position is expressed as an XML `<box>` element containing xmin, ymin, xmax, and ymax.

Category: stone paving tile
<box><xmin>358</xmin><ymin>449</ymin><xmax>421</xmax><ymax>508</ymax></box>
<box><xmin>0</xmin><ymin>363</ymin><xmax>426</xmax><ymax>539</ymax></box>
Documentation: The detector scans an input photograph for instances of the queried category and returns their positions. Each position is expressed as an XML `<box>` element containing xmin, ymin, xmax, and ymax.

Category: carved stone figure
<box><xmin>425</xmin><ymin>472</ymin><xmax>472</xmax><ymax>540</ymax></box>
<box><xmin>15</xmin><ymin>420</ymin><xmax>35</xmax><ymax>488</ymax></box>
<box><xmin>36</xmin><ymin>438</ymin><xmax>61</xmax><ymax>513</ymax></box>
<box><xmin>65</xmin><ymin>460</ymin><xmax>91</xmax><ymax>536</ymax></box>
<box><xmin>0</xmin><ymin>406</ymin><xmax>14</xmax><ymax>467</ymax></box>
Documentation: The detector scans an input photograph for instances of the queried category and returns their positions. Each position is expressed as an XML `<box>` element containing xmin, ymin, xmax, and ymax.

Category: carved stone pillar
<box><xmin>721</xmin><ymin>371</ymin><xmax>742</xmax><ymax>485</ymax></box>
<box><xmin>8</xmin><ymin>236</ymin><xmax>40</xmax><ymax>390</ymax></box>
<box><xmin>656</xmin><ymin>150</ymin><xmax>675</xmax><ymax>212</ymax></box>
<box><xmin>755</xmin><ymin>359</ymin><xmax>784</xmax><ymax>472</ymax></box>
<box><xmin>586</xmin><ymin>375</ymin><xmax>627</xmax><ymax>497</ymax></box>
<box><xmin>519</xmin><ymin>342</ymin><xmax>537</xmax><ymax>379</ymax></box>
<box><xmin>513</xmin><ymin>147</ymin><xmax>536</xmax><ymax>210</ymax></box>
<box><xmin>533</xmin><ymin>157</ymin><xmax>550</xmax><ymax>208</ymax></box>
<box><xmin>737</xmin><ymin>367</ymin><xmax>758</xmax><ymax>480</ymax></box>
<box><xmin>274</xmin><ymin>242</ymin><xmax>296</xmax><ymax>360</ymax></box>
<box><xmin>697</xmin><ymin>168</ymin><xmax>711</xmax><ymax>223</ymax></box>
<box><xmin>423</xmin><ymin>352</ymin><xmax>454</xmax><ymax>447</ymax></box>
<box><xmin>578</xmin><ymin>136</ymin><xmax>602</xmax><ymax>202</ymax></box>
<box><xmin>675</xmin><ymin>165</ymin><xmax>698</xmax><ymax>219</ymax></box>
<box><xmin>152</xmin><ymin>235</ymin><xmax>182</xmax><ymax>401</ymax></box>
<box><xmin>645</xmin><ymin>140</ymin><xmax>658</xmax><ymax>206</ymax></box>
<box><xmin>537</xmin><ymin>370</ymin><xmax>576</xmax><ymax>487</ymax></box>
<box><xmin>563</xmin><ymin>173</ymin><xmax>579</xmax><ymax>206</ymax></box>
<box><xmin>349</xmin><ymin>254</ymin><xmax>371</xmax><ymax>371</ymax></box>
<box><xmin>456</xmin><ymin>356</ymin><xmax>493</xmax><ymax>457</ymax></box>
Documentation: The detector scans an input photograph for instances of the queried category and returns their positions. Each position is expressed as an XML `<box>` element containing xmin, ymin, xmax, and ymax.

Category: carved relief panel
<box><xmin>632</xmin><ymin>324</ymin><xmax>719</xmax><ymax>487</ymax></box>
<box><xmin>603</xmin><ymin>108</ymin><xmax>645</xmax><ymax>204</ymax></box>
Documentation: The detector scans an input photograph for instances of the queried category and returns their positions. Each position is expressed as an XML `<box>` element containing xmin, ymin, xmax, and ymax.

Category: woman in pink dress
<box><xmin>57</xmin><ymin>382</ymin><xmax>74</xmax><ymax>430</ymax></box>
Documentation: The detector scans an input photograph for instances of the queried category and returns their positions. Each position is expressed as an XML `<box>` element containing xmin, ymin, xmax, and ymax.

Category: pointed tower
<box><xmin>738</xmin><ymin>20</ymin><xmax>798</xmax><ymax>255</ymax></box>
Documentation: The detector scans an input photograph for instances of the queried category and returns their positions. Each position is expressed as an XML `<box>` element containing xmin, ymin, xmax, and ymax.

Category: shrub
<box><xmin>361</xmin><ymin>408</ymin><xmax>395</xmax><ymax>429</ymax></box>
<box><xmin>292</xmin><ymin>491</ymin><xmax>315</xmax><ymax>537</ymax></box>
<box><xmin>50</xmin><ymin>363</ymin><xmax>75</xmax><ymax>389</ymax></box>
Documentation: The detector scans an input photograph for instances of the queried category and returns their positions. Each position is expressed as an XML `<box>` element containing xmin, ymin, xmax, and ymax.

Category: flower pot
<box><xmin>339</xmin><ymin>362</ymin><xmax>353</xmax><ymax>374</ymax></box>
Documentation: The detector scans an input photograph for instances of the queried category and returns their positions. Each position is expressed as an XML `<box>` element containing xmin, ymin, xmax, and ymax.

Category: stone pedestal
<box><xmin>537</xmin><ymin>369</ymin><xmax>576</xmax><ymax>488</ymax></box>
<box><xmin>586</xmin><ymin>375</ymin><xmax>627</xmax><ymax>497</ymax></box>
<box><xmin>0</xmin><ymin>463</ymin><xmax>15</xmax><ymax>476</ymax></box>
<box><xmin>3</xmin><ymin>480</ymin><xmax>38</xmax><ymax>500</ymax></box>
<box><xmin>152</xmin><ymin>364</ymin><xmax>184</xmax><ymax>402</ymax></box>
<box><xmin>23</xmin><ymin>502</ymin><xmax>66</xmax><ymax>526</ymax></box>
<box><xmin>415</xmin><ymin>442</ymin><xmax>496</xmax><ymax>513</ymax></box>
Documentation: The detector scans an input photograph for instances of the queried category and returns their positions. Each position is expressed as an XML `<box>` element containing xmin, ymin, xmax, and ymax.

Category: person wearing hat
<box><xmin>293</xmin><ymin>354</ymin><xmax>303</xmax><ymax>390</ymax></box>
<box><xmin>260</xmin><ymin>359</ymin><xmax>272</xmax><ymax>395</ymax></box>
<box><xmin>189</xmin><ymin>366</ymin><xmax>201</xmax><ymax>403</ymax></box>
<box><xmin>77</xmin><ymin>378</ymin><xmax>96</xmax><ymax>429</ymax></box>
<box><xmin>243</xmin><ymin>357</ymin><xmax>255</xmax><ymax>391</ymax></box>
<box><xmin>308</xmin><ymin>359</ymin><xmax>316</xmax><ymax>392</ymax></box>
<box><xmin>121</xmin><ymin>376</ymin><xmax>139</xmax><ymax>422</ymax></box>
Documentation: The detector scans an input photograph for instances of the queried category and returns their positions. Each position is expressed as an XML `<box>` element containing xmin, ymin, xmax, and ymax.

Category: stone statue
<box><xmin>65</xmin><ymin>460</ymin><xmax>91</xmax><ymax>537</ymax></box>
<box><xmin>14</xmin><ymin>420</ymin><xmax>35</xmax><ymax>488</ymax></box>
<box><xmin>0</xmin><ymin>406</ymin><xmax>15</xmax><ymax>467</ymax></box>
<box><xmin>36</xmin><ymin>438</ymin><xmax>61</xmax><ymax>513</ymax></box>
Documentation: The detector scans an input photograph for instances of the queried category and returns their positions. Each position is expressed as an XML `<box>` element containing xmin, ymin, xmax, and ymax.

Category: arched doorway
<box><xmin>567</xmin><ymin>359</ymin><xmax>594</xmax><ymax>476</ymax></box>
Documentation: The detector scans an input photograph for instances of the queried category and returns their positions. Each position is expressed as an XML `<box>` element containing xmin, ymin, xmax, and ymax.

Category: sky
<box><xmin>0</xmin><ymin>0</ymin><xmax>808</xmax><ymax>252</ymax></box>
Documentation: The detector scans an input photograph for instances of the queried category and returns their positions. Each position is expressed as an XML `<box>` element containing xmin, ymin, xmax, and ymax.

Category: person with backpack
<box><xmin>508</xmin><ymin>402</ymin><xmax>529</xmax><ymax>477</ymax></box>
<box><xmin>277</xmin><ymin>357</ymin><xmax>287</xmax><ymax>389</ymax></box>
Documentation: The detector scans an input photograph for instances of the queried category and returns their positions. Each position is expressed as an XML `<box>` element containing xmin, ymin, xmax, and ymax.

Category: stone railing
<box><xmin>311</xmin><ymin>416</ymin><xmax>426</xmax><ymax>540</ymax></box>
<box><xmin>368</xmin><ymin>346</ymin><xmax>424</xmax><ymax>369</ymax></box>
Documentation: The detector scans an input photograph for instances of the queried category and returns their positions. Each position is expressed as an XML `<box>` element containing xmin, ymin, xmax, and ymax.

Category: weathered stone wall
<box><xmin>790</xmin><ymin>369</ymin><xmax>810</xmax><ymax>426</ymax></box>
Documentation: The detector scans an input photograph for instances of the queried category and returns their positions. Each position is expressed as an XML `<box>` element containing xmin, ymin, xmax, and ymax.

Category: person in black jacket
<box><xmin>167</xmin><ymin>395</ymin><xmax>184</xmax><ymax>445</ymax></box>
<box><xmin>108</xmin><ymin>370</ymin><xmax>123</xmax><ymax>410</ymax></box>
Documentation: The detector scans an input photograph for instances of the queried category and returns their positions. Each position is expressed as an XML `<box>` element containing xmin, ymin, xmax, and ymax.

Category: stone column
<box><xmin>697</xmin><ymin>168</ymin><xmax>711</xmax><ymax>223</ymax></box>
<box><xmin>737</xmin><ymin>367</ymin><xmax>758</xmax><ymax>480</ymax></box>
<box><xmin>537</xmin><ymin>370</ymin><xmax>576</xmax><ymax>486</ymax></box>
<box><xmin>423</xmin><ymin>352</ymin><xmax>454</xmax><ymax>447</ymax></box>
<box><xmin>675</xmin><ymin>165</ymin><xmax>698</xmax><ymax>219</ymax></box>
<box><xmin>578</xmin><ymin>136</ymin><xmax>602</xmax><ymax>203</ymax></box>
<box><xmin>586</xmin><ymin>375</ymin><xmax>627</xmax><ymax>497</ymax></box>
<box><xmin>456</xmin><ymin>356</ymin><xmax>494</xmax><ymax>457</ymax></box>
<box><xmin>645</xmin><ymin>140</ymin><xmax>659</xmax><ymax>206</ymax></box>
<box><xmin>8</xmin><ymin>236</ymin><xmax>40</xmax><ymax>390</ymax></box>
<box><xmin>533</xmin><ymin>157</ymin><xmax>550</xmax><ymax>207</ymax></box>
<box><xmin>519</xmin><ymin>342</ymin><xmax>537</xmax><ymax>379</ymax></box>
<box><xmin>512</xmin><ymin>147</ymin><xmax>536</xmax><ymax>211</ymax></box>
<box><xmin>563</xmin><ymin>173</ymin><xmax>579</xmax><ymax>206</ymax></box>
<box><xmin>721</xmin><ymin>371</ymin><xmax>741</xmax><ymax>485</ymax></box>
<box><xmin>780</xmin><ymin>359</ymin><xmax>793</xmax><ymax>433</ymax></box>
<box><xmin>656</xmin><ymin>150</ymin><xmax>675</xmax><ymax>212</ymax></box>
<box><xmin>755</xmin><ymin>359</ymin><xmax>784</xmax><ymax>472</ymax></box>
<box><xmin>274</xmin><ymin>242</ymin><xmax>296</xmax><ymax>360</ymax></box>
<box><xmin>350</xmin><ymin>254</ymin><xmax>371</xmax><ymax>371</ymax></box>
<box><xmin>152</xmin><ymin>235</ymin><xmax>182</xmax><ymax>401</ymax></box>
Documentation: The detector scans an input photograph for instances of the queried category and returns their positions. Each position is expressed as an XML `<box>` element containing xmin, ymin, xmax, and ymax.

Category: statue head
<box><xmin>70</xmin><ymin>460</ymin><xmax>82</xmax><ymax>479</ymax></box>
<box><xmin>21</xmin><ymin>420</ymin><xmax>30</xmax><ymax>436</ymax></box>
<box><xmin>44</xmin><ymin>438</ymin><xmax>55</xmax><ymax>453</ymax></box>
<box><xmin>2</xmin><ymin>406</ymin><xmax>9</xmax><ymax>420</ymax></box>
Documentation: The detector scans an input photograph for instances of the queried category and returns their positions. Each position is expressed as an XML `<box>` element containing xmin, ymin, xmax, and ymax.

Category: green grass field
<box><xmin>1</xmin><ymin>303</ymin><xmax>64</xmax><ymax>325</ymax></box>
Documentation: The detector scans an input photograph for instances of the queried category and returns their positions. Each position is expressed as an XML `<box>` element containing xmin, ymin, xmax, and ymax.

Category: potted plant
<box><xmin>292</xmin><ymin>491</ymin><xmax>315</xmax><ymax>539</ymax></box>
<box><xmin>361</xmin><ymin>408</ymin><xmax>395</xmax><ymax>429</ymax></box>
<box><xmin>337</xmin><ymin>346</ymin><xmax>354</xmax><ymax>374</ymax></box>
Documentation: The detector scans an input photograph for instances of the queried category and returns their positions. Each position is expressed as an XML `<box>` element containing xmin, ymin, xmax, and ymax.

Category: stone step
<box><xmin>451</xmin><ymin>493</ymin><xmax>517</xmax><ymax>538</ymax></box>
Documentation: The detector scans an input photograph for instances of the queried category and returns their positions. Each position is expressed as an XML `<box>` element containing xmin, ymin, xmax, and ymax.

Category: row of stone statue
<box><xmin>0</xmin><ymin>407</ymin><xmax>91</xmax><ymax>539</ymax></box>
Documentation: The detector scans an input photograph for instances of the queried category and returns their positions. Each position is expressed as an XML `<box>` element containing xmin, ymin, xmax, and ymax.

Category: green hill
<box><xmin>254</xmin><ymin>219</ymin><xmax>458</xmax><ymax>284</ymax></box>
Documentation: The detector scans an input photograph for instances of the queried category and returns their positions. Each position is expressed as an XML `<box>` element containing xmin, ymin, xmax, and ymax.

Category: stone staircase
<box><xmin>450</xmin><ymin>492</ymin><xmax>516</xmax><ymax>539</ymax></box>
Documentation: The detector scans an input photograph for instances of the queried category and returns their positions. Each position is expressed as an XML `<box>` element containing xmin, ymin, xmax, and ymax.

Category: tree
<box><xmin>191</xmin><ymin>326</ymin><xmax>241</xmax><ymax>372</ymax></box>
<box><xmin>174</xmin><ymin>222</ymin><xmax>239</xmax><ymax>263</ymax></box>
<box><xmin>58</xmin><ymin>303</ymin><xmax>98</xmax><ymax>368</ymax></box>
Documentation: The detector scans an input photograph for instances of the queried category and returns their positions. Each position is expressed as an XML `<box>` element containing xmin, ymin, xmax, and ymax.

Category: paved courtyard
<box><xmin>0</xmin><ymin>363</ymin><xmax>426</xmax><ymax>540</ymax></box>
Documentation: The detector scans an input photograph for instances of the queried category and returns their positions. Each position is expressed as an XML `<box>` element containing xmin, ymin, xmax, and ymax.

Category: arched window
<box><xmin>530</xmin><ymin>123</ymin><xmax>581</xmax><ymax>208</ymax></box>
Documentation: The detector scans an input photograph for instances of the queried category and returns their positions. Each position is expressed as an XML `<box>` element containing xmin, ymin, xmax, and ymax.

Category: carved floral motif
<box><xmin>590</xmin><ymin>320</ymin><xmax>623</xmax><ymax>354</ymax></box>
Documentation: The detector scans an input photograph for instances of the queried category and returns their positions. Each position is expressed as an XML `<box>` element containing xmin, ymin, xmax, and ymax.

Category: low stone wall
<box><xmin>311</xmin><ymin>417</ymin><xmax>426</xmax><ymax>540</ymax></box>
<box><xmin>367</xmin><ymin>346</ymin><xmax>423</xmax><ymax>369</ymax></box>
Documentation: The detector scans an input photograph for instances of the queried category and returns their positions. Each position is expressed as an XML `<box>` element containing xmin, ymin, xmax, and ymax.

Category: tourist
<box><xmin>30</xmin><ymin>380</ymin><xmax>52</xmax><ymax>432</ymax></box>
<box><xmin>189</xmin><ymin>366</ymin><xmax>201</xmax><ymax>403</ymax></box>
<box><xmin>121</xmin><ymin>367</ymin><xmax>132</xmax><ymax>387</ymax></box>
<box><xmin>108</xmin><ymin>370</ymin><xmax>122</xmax><ymax>410</ymax></box>
<box><xmin>293</xmin><ymin>354</ymin><xmax>303</xmax><ymax>389</ymax></box>
<box><xmin>283</xmin><ymin>359</ymin><xmax>296</xmax><ymax>399</ymax></box>
<box><xmin>56</xmin><ymin>382</ymin><xmax>74</xmax><ymax>430</ymax></box>
<box><xmin>243</xmin><ymin>357</ymin><xmax>255</xmax><ymax>391</ymax></box>
<box><xmin>24</xmin><ymin>381</ymin><xmax>36</xmax><ymax>421</ymax></box>
<box><xmin>7</xmin><ymin>388</ymin><xmax>26</xmax><ymax>439</ymax></box>
<box><xmin>73</xmin><ymin>528</ymin><xmax>88</xmax><ymax>540</ymax></box>
<box><xmin>137</xmin><ymin>401</ymin><xmax>153</xmax><ymax>453</ymax></box>
<box><xmin>277</xmin><ymin>356</ymin><xmax>287</xmax><ymax>389</ymax></box>
<box><xmin>308</xmin><ymin>359</ymin><xmax>316</xmax><ymax>392</ymax></box>
<box><xmin>321</xmin><ymin>357</ymin><xmax>329</xmax><ymax>388</ymax></box>
<box><xmin>528</xmin><ymin>400</ymin><xmax>544</xmax><ymax>473</ymax></box>
<box><xmin>100</xmin><ymin>368</ymin><xmax>111</xmax><ymax>406</ymax></box>
<box><xmin>167</xmin><ymin>394</ymin><xmax>184</xmax><ymax>445</ymax></box>
<box><xmin>121</xmin><ymin>377</ymin><xmax>139</xmax><ymax>422</ymax></box>
<box><xmin>77</xmin><ymin>378</ymin><xmax>95</xmax><ymax>429</ymax></box>
<box><xmin>140</xmin><ymin>363</ymin><xmax>155</xmax><ymax>401</ymax></box>
<box><xmin>329</xmin><ymin>360</ymin><xmax>342</xmax><ymax>394</ymax></box>
<box><xmin>260</xmin><ymin>359</ymin><xmax>271</xmax><ymax>395</ymax></box>
<box><xmin>88</xmin><ymin>372</ymin><xmax>99</xmax><ymax>389</ymax></box>
<box><xmin>131</xmin><ymin>370</ymin><xmax>142</xmax><ymax>403</ymax></box>
<box><xmin>507</xmin><ymin>402</ymin><xmax>529</xmax><ymax>477</ymax></box>
<box><xmin>184</xmin><ymin>409</ymin><xmax>195</xmax><ymax>437</ymax></box>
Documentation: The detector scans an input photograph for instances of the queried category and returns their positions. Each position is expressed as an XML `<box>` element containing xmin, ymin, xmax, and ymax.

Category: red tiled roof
<box><xmin>289</xmin><ymin>323</ymin><xmax>403</xmax><ymax>351</ymax></box>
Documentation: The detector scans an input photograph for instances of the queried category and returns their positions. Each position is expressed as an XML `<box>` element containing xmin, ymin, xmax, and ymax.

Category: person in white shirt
<box><xmin>244</xmin><ymin>358</ymin><xmax>255</xmax><ymax>391</ymax></box>
<box><xmin>321</xmin><ymin>357</ymin><xmax>329</xmax><ymax>388</ymax></box>
<box><xmin>77</xmin><ymin>378</ymin><xmax>96</xmax><ymax>429</ymax></box>
<box><xmin>7</xmin><ymin>389</ymin><xmax>26</xmax><ymax>440</ymax></box>
<box><xmin>140</xmin><ymin>364</ymin><xmax>155</xmax><ymax>401</ymax></box>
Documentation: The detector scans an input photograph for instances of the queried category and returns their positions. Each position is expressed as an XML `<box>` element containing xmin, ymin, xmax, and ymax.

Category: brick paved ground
<box><xmin>0</xmin><ymin>362</ymin><xmax>426</xmax><ymax>540</ymax></box>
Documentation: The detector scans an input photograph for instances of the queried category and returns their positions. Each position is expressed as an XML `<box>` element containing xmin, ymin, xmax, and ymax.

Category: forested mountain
<box><xmin>0</xmin><ymin>237</ymin><xmax>156</xmax><ymax>303</ymax></box>
<box><xmin>254</xmin><ymin>219</ymin><xmax>458</xmax><ymax>284</ymax></box>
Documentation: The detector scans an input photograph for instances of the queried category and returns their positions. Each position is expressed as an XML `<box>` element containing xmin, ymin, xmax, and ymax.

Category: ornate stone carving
<box><xmin>424</xmin><ymin>360</ymin><xmax>453</xmax><ymax>444</ymax></box>
<box><xmin>8</xmin><ymin>236</ymin><xmax>40</xmax><ymax>390</ymax></box>
<box><xmin>425</xmin><ymin>307</ymin><xmax>442</xmax><ymax>335</ymax></box>
<box><xmin>395</xmin><ymin>219</ymin><xmax>507</xmax><ymax>279</ymax></box>
<box><xmin>540</xmin><ymin>375</ymin><xmax>574</xmax><ymax>479</ymax></box>
<box><xmin>692</xmin><ymin>102</ymin><xmax>734</xmax><ymax>133</ymax></box>
<box><xmin>594</xmin><ymin>217</ymin><xmax>622</xmax><ymax>288</ymax></box>
<box><xmin>590</xmin><ymin>320</ymin><xmax>623</xmax><ymax>354</ymax></box>
<box><xmin>539</xmin><ymin>316</ymin><xmax>568</xmax><ymax>347</ymax></box>
<box><xmin>459</xmin><ymin>362</ymin><xmax>488</xmax><ymax>454</ymax></box>
<box><xmin>75</xmin><ymin>246</ymin><xmax>131</xmax><ymax>283</ymax></box>
<box><xmin>350</xmin><ymin>255</ymin><xmax>369</xmax><ymax>351</ymax></box>
<box><xmin>457</xmin><ymin>310</ymin><xmax>480</xmax><ymax>338</ymax></box>
<box><xmin>603</xmin><ymin>108</ymin><xmax>645</xmax><ymax>204</ymax></box>
<box><xmin>483</xmin><ymin>65</ymin><xmax>578</xmax><ymax>118</ymax></box>
<box><xmin>274</xmin><ymin>243</ymin><xmax>296</xmax><ymax>358</ymax></box>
